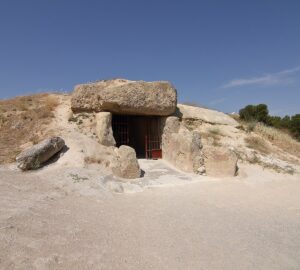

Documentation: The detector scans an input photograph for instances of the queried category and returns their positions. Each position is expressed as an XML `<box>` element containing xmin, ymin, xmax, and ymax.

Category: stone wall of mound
<box><xmin>162</xmin><ymin>116</ymin><xmax>205</xmax><ymax>174</ymax></box>
<box><xmin>161</xmin><ymin>111</ymin><xmax>239</xmax><ymax>177</ymax></box>
<box><xmin>176</xmin><ymin>104</ymin><xmax>239</xmax><ymax>127</ymax></box>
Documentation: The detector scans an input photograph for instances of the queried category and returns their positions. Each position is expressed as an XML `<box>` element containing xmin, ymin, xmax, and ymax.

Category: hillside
<box><xmin>0</xmin><ymin>94</ymin><xmax>60</xmax><ymax>163</ymax></box>
<box><xmin>0</xmin><ymin>93</ymin><xmax>299</xmax><ymax>176</ymax></box>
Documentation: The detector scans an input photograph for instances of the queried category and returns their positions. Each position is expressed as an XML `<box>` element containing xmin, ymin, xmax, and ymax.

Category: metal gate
<box><xmin>145</xmin><ymin>117</ymin><xmax>162</xmax><ymax>159</ymax></box>
<box><xmin>112</xmin><ymin>115</ymin><xmax>162</xmax><ymax>159</ymax></box>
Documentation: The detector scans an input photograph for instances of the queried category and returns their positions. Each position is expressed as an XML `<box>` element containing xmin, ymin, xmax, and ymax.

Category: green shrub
<box><xmin>290</xmin><ymin>114</ymin><xmax>300</xmax><ymax>141</ymax></box>
<box><xmin>239</xmin><ymin>104</ymin><xmax>269</xmax><ymax>123</ymax></box>
<box><xmin>239</xmin><ymin>104</ymin><xmax>299</xmax><ymax>142</ymax></box>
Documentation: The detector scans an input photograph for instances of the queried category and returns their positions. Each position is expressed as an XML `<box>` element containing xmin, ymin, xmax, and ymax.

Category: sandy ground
<box><xmin>0</xmin><ymin>161</ymin><xmax>300</xmax><ymax>270</ymax></box>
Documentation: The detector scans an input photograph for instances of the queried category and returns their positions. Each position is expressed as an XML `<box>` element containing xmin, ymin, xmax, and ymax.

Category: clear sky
<box><xmin>0</xmin><ymin>0</ymin><xmax>299</xmax><ymax>116</ymax></box>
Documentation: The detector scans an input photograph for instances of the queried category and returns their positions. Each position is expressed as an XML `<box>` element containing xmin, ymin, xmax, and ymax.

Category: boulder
<box><xmin>110</xmin><ymin>145</ymin><xmax>141</xmax><ymax>179</ymax></box>
<box><xmin>95</xmin><ymin>112</ymin><xmax>116</xmax><ymax>146</ymax></box>
<box><xmin>16</xmin><ymin>137</ymin><xmax>65</xmax><ymax>170</ymax></box>
<box><xmin>177</xmin><ymin>104</ymin><xmax>238</xmax><ymax>127</ymax></box>
<box><xmin>204</xmin><ymin>147</ymin><xmax>238</xmax><ymax>177</ymax></box>
<box><xmin>71</xmin><ymin>78</ymin><xmax>177</xmax><ymax>116</ymax></box>
<box><xmin>162</xmin><ymin>116</ymin><xmax>180</xmax><ymax>134</ymax></box>
<box><xmin>162</xmin><ymin>119</ymin><xmax>205</xmax><ymax>174</ymax></box>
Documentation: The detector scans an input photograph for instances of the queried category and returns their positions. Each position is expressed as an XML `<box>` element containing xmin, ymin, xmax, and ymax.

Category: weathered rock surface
<box><xmin>110</xmin><ymin>145</ymin><xmax>141</xmax><ymax>179</ymax></box>
<box><xmin>204</xmin><ymin>147</ymin><xmax>238</xmax><ymax>177</ymax></box>
<box><xmin>16</xmin><ymin>137</ymin><xmax>65</xmax><ymax>170</ymax></box>
<box><xmin>177</xmin><ymin>104</ymin><xmax>238</xmax><ymax>127</ymax></box>
<box><xmin>95</xmin><ymin>112</ymin><xmax>116</xmax><ymax>146</ymax></box>
<box><xmin>162</xmin><ymin>116</ymin><xmax>180</xmax><ymax>134</ymax></box>
<box><xmin>71</xmin><ymin>78</ymin><xmax>177</xmax><ymax>116</ymax></box>
<box><xmin>162</xmin><ymin>117</ymin><xmax>205</xmax><ymax>174</ymax></box>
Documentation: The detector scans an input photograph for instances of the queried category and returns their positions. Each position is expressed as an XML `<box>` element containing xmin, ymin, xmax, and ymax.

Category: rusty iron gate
<box><xmin>145</xmin><ymin>117</ymin><xmax>162</xmax><ymax>159</ymax></box>
<box><xmin>112</xmin><ymin>115</ymin><xmax>162</xmax><ymax>159</ymax></box>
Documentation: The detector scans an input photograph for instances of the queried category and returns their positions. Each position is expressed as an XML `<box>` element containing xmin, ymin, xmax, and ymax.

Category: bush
<box><xmin>239</xmin><ymin>104</ymin><xmax>269</xmax><ymax>123</ymax></box>
<box><xmin>290</xmin><ymin>114</ymin><xmax>300</xmax><ymax>141</ymax></box>
<box><xmin>239</xmin><ymin>103</ymin><xmax>300</xmax><ymax>142</ymax></box>
<box><xmin>267</xmin><ymin>116</ymin><xmax>282</xmax><ymax>128</ymax></box>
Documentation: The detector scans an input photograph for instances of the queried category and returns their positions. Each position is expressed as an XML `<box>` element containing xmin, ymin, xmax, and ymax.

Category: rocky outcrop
<box><xmin>110</xmin><ymin>145</ymin><xmax>141</xmax><ymax>179</ymax></box>
<box><xmin>203</xmin><ymin>147</ymin><xmax>238</xmax><ymax>177</ymax></box>
<box><xmin>71</xmin><ymin>79</ymin><xmax>177</xmax><ymax>116</ymax></box>
<box><xmin>162</xmin><ymin>117</ymin><xmax>205</xmax><ymax>174</ymax></box>
<box><xmin>95</xmin><ymin>112</ymin><xmax>116</xmax><ymax>146</ymax></box>
<box><xmin>177</xmin><ymin>104</ymin><xmax>238</xmax><ymax>127</ymax></box>
<box><xmin>16</xmin><ymin>137</ymin><xmax>65</xmax><ymax>170</ymax></box>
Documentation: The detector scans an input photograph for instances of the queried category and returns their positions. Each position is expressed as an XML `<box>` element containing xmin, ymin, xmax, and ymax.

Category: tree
<box><xmin>239</xmin><ymin>104</ymin><xmax>300</xmax><ymax>141</ymax></box>
<box><xmin>239</xmin><ymin>105</ymin><xmax>256</xmax><ymax>122</ymax></box>
<box><xmin>280</xmin><ymin>115</ymin><xmax>291</xmax><ymax>129</ymax></box>
<box><xmin>290</xmin><ymin>114</ymin><xmax>300</xmax><ymax>141</ymax></box>
<box><xmin>239</xmin><ymin>104</ymin><xmax>269</xmax><ymax>123</ymax></box>
<box><xmin>267</xmin><ymin>116</ymin><xmax>282</xmax><ymax>128</ymax></box>
<box><xmin>255</xmin><ymin>104</ymin><xmax>269</xmax><ymax>123</ymax></box>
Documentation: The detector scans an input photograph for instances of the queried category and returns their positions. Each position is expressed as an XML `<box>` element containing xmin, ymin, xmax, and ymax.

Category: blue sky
<box><xmin>0</xmin><ymin>0</ymin><xmax>299</xmax><ymax>116</ymax></box>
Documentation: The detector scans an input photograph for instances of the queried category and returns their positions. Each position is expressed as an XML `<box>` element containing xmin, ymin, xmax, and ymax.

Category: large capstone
<box><xmin>16</xmin><ymin>137</ymin><xmax>65</xmax><ymax>170</ymax></box>
<box><xmin>71</xmin><ymin>79</ymin><xmax>177</xmax><ymax>116</ymax></box>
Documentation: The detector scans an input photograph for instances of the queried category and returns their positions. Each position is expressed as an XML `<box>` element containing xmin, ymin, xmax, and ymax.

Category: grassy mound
<box><xmin>0</xmin><ymin>94</ymin><xmax>60</xmax><ymax>163</ymax></box>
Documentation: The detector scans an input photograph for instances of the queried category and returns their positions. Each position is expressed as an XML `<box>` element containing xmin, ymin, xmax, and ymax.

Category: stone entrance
<box><xmin>112</xmin><ymin>114</ymin><xmax>162</xmax><ymax>159</ymax></box>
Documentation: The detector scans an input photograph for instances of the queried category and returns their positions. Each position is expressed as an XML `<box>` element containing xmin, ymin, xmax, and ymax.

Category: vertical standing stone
<box><xmin>95</xmin><ymin>112</ymin><xmax>116</xmax><ymax>146</ymax></box>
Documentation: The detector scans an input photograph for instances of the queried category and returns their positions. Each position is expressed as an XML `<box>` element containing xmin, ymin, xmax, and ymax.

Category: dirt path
<box><xmin>0</xmin><ymin>165</ymin><xmax>300</xmax><ymax>270</ymax></box>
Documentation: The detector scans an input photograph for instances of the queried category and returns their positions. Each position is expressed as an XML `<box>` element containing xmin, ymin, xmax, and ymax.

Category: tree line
<box><xmin>239</xmin><ymin>104</ymin><xmax>300</xmax><ymax>141</ymax></box>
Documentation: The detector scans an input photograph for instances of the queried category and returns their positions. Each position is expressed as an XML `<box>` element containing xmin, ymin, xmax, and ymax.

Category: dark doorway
<box><xmin>112</xmin><ymin>114</ymin><xmax>162</xmax><ymax>159</ymax></box>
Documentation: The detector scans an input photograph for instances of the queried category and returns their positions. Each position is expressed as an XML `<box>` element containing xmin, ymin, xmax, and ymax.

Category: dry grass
<box><xmin>201</xmin><ymin>127</ymin><xmax>223</xmax><ymax>147</ymax></box>
<box><xmin>245</xmin><ymin>136</ymin><xmax>270</xmax><ymax>155</ymax></box>
<box><xmin>182</xmin><ymin>118</ymin><xmax>202</xmax><ymax>131</ymax></box>
<box><xmin>254</xmin><ymin>123</ymin><xmax>300</xmax><ymax>158</ymax></box>
<box><xmin>246</xmin><ymin>121</ymin><xmax>257</xmax><ymax>133</ymax></box>
<box><xmin>236</xmin><ymin>120</ymin><xmax>257</xmax><ymax>133</ymax></box>
<box><xmin>0</xmin><ymin>93</ymin><xmax>60</xmax><ymax>163</ymax></box>
<box><xmin>208</xmin><ymin>127</ymin><xmax>222</xmax><ymax>136</ymax></box>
